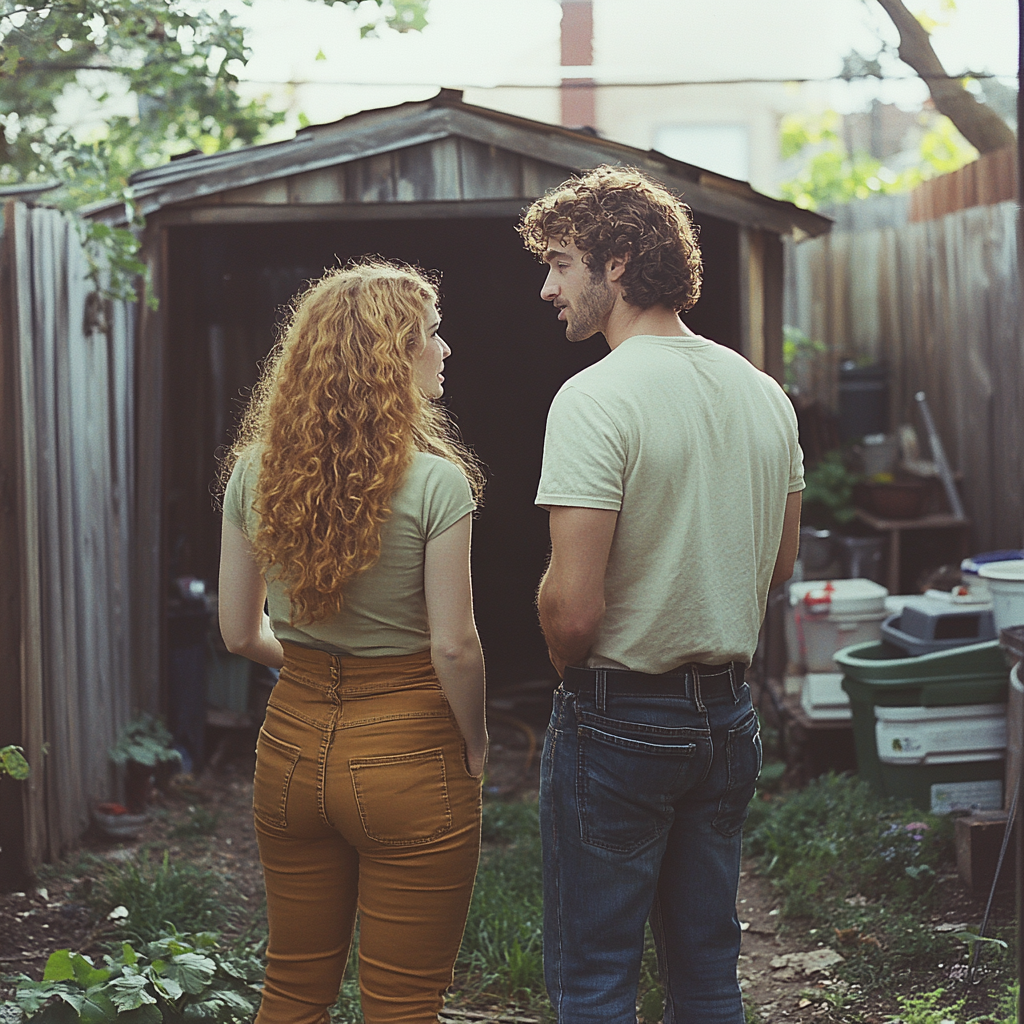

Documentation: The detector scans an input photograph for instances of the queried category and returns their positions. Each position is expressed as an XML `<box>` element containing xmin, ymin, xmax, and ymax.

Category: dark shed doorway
<box><xmin>167</xmin><ymin>211</ymin><xmax>740</xmax><ymax>686</ymax></box>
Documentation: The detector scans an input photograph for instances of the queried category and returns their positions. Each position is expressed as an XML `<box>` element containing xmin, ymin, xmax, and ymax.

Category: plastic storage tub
<box><xmin>880</xmin><ymin>595</ymin><xmax>996</xmax><ymax>656</ymax></box>
<box><xmin>787</xmin><ymin>580</ymin><xmax>889</xmax><ymax>673</ymax></box>
<box><xmin>835</xmin><ymin>639</ymin><xmax>1009</xmax><ymax>811</ymax></box>
<box><xmin>978</xmin><ymin>560</ymin><xmax>1024</xmax><ymax>632</ymax></box>
<box><xmin>801</xmin><ymin>672</ymin><xmax>851</xmax><ymax>721</ymax></box>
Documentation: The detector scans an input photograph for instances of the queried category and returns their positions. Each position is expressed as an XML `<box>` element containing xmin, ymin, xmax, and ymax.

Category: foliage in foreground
<box><xmin>4</xmin><ymin>932</ymin><xmax>262</xmax><ymax>1024</ymax></box>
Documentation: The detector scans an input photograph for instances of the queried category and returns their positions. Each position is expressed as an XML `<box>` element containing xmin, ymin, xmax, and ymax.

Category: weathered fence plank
<box><xmin>785</xmin><ymin>200</ymin><xmax>1022</xmax><ymax>552</ymax></box>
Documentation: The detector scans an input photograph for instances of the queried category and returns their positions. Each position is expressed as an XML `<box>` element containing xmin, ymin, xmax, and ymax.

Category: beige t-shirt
<box><xmin>224</xmin><ymin>449</ymin><xmax>475</xmax><ymax>657</ymax></box>
<box><xmin>536</xmin><ymin>334</ymin><xmax>804</xmax><ymax>672</ymax></box>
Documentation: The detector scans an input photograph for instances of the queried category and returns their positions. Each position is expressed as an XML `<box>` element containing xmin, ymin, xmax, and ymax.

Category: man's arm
<box><xmin>769</xmin><ymin>491</ymin><xmax>803</xmax><ymax>591</ymax></box>
<box><xmin>537</xmin><ymin>506</ymin><xmax>619</xmax><ymax>677</ymax></box>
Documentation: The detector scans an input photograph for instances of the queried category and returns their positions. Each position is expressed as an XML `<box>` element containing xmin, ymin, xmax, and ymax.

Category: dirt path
<box><xmin>1</xmin><ymin>715</ymin><xmax>1014</xmax><ymax>1024</ymax></box>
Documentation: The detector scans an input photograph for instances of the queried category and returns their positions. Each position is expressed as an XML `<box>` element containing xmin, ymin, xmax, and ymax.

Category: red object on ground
<box><xmin>96</xmin><ymin>802</ymin><xmax>128</xmax><ymax>816</ymax></box>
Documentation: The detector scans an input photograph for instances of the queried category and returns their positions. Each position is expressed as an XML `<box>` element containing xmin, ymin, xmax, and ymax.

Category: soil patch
<box><xmin>1</xmin><ymin>712</ymin><xmax>1015</xmax><ymax>1023</ymax></box>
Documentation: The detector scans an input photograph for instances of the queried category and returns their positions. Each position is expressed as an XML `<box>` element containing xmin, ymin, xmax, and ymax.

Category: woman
<box><xmin>218</xmin><ymin>260</ymin><xmax>487</xmax><ymax>1024</ymax></box>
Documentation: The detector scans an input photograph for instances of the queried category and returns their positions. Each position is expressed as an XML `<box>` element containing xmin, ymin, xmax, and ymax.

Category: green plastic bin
<box><xmin>835</xmin><ymin>640</ymin><xmax>1009</xmax><ymax>812</ymax></box>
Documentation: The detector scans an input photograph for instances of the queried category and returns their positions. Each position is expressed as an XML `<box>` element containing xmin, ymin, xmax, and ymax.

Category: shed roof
<box><xmin>89</xmin><ymin>89</ymin><xmax>830</xmax><ymax>238</ymax></box>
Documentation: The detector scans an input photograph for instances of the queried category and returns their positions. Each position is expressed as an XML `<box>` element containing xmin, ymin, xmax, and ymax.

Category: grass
<box><xmin>457</xmin><ymin>799</ymin><xmax>545</xmax><ymax>1002</ymax></box>
<box><xmin>745</xmin><ymin>771</ymin><xmax>1016</xmax><ymax>1009</ymax></box>
<box><xmin>88</xmin><ymin>847</ymin><xmax>229</xmax><ymax>943</ymax></box>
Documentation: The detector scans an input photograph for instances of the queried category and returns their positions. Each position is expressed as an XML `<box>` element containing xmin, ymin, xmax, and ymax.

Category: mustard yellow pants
<box><xmin>253</xmin><ymin>642</ymin><xmax>482</xmax><ymax>1024</ymax></box>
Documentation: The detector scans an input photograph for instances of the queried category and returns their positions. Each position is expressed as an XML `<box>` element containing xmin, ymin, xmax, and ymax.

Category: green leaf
<box><xmin>152</xmin><ymin>975</ymin><xmax>184</xmax><ymax>1001</ymax></box>
<box><xmin>1</xmin><ymin>745</ymin><xmax>30</xmax><ymax>779</ymax></box>
<box><xmin>43</xmin><ymin>951</ymin><xmax>77</xmax><ymax>983</ymax></box>
<box><xmin>107</xmin><ymin>974</ymin><xmax>156</xmax><ymax>1012</ymax></box>
<box><xmin>79</xmin><ymin>988</ymin><xmax>119</xmax><ymax>1023</ymax></box>
<box><xmin>166</xmin><ymin>953</ymin><xmax>216</xmax><ymax>995</ymax></box>
<box><xmin>16</xmin><ymin>980</ymin><xmax>65</xmax><ymax>1015</ymax></box>
<box><xmin>1</xmin><ymin>43</ymin><xmax>21</xmax><ymax>76</ymax></box>
<box><xmin>121</xmin><ymin>944</ymin><xmax>138</xmax><ymax>967</ymax></box>
<box><xmin>116</xmin><ymin>1006</ymin><xmax>162</xmax><ymax>1024</ymax></box>
<box><xmin>72</xmin><ymin>953</ymin><xmax>111</xmax><ymax>990</ymax></box>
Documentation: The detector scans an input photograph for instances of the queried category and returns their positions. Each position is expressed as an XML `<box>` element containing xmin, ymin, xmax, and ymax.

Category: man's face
<box><xmin>540</xmin><ymin>240</ymin><xmax>615</xmax><ymax>343</ymax></box>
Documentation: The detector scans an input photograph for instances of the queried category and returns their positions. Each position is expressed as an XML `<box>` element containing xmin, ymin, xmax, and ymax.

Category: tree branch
<box><xmin>874</xmin><ymin>0</ymin><xmax>1015</xmax><ymax>153</ymax></box>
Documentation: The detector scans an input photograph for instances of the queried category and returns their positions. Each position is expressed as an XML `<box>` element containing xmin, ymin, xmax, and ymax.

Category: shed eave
<box><xmin>84</xmin><ymin>90</ymin><xmax>831</xmax><ymax>238</ymax></box>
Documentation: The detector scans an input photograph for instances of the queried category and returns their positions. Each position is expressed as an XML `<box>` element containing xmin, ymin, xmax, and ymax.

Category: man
<box><xmin>517</xmin><ymin>165</ymin><xmax>803</xmax><ymax>1024</ymax></box>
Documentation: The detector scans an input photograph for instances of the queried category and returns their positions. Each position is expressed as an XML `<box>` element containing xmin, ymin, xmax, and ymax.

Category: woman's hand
<box><xmin>466</xmin><ymin>737</ymin><xmax>488</xmax><ymax>779</ymax></box>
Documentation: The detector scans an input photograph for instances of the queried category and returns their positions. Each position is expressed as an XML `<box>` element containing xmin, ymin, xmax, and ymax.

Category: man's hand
<box><xmin>537</xmin><ymin>506</ymin><xmax>619</xmax><ymax>672</ymax></box>
<box><xmin>548</xmin><ymin>647</ymin><xmax>567</xmax><ymax>680</ymax></box>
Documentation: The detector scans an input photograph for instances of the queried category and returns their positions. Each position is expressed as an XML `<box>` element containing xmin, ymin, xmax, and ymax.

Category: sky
<box><xmin>225</xmin><ymin>0</ymin><xmax>1020</xmax><ymax>133</ymax></box>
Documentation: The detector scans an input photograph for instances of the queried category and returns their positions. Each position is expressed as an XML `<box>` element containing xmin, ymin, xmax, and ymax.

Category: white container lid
<box><xmin>978</xmin><ymin>560</ymin><xmax>1024</xmax><ymax>582</ymax></box>
<box><xmin>874</xmin><ymin>703</ymin><xmax>1007</xmax><ymax>722</ymax></box>
<box><xmin>789</xmin><ymin>578</ymin><xmax>889</xmax><ymax>615</ymax></box>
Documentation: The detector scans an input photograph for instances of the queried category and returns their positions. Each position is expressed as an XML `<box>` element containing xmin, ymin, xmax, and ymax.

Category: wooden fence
<box><xmin>908</xmin><ymin>146</ymin><xmax>1017</xmax><ymax>223</ymax></box>
<box><xmin>785</xmin><ymin>199</ymin><xmax>1024</xmax><ymax>554</ymax></box>
<box><xmin>1</xmin><ymin>202</ymin><xmax>138</xmax><ymax>870</ymax></box>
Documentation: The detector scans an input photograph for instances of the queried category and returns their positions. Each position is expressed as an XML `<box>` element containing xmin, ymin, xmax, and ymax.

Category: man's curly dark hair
<box><xmin>517</xmin><ymin>165</ymin><xmax>703</xmax><ymax>312</ymax></box>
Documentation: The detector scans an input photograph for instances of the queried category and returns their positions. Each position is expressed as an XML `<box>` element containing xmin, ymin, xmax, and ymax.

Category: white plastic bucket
<box><xmin>978</xmin><ymin>560</ymin><xmax>1024</xmax><ymax>631</ymax></box>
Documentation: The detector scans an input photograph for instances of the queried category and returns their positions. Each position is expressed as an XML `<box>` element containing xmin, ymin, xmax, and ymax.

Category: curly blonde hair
<box><xmin>518</xmin><ymin>165</ymin><xmax>703</xmax><ymax>312</ymax></box>
<box><xmin>223</xmin><ymin>259</ymin><xmax>483</xmax><ymax>626</ymax></box>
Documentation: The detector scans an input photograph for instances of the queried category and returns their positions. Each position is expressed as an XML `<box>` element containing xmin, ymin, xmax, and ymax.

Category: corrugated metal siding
<box><xmin>9</xmin><ymin>203</ymin><xmax>137</xmax><ymax>865</ymax></box>
<box><xmin>785</xmin><ymin>200</ymin><xmax>1024</xmax><ymax>553</ymax></box>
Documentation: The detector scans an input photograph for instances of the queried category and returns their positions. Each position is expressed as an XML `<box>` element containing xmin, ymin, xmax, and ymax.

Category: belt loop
<box><xmin>727</xmin><ymin>662</ymin><xmax>738</xmax><ymax>701</ymax></box>
<box><xmin>596</xmin><ymin>669</ymin><xmax>607</xmax><ymax>713</ymax></box>
<box><xmin>690</xmin><ymin>664</ymin><xmax>707</xmax><ymax>713</ymax></box>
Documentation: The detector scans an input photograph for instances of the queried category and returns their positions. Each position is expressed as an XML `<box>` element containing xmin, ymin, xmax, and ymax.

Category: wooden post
<box><xmin>0</xmin><ymin>203</ymin><xmax>27</xmax><ymax>886</ymax></box>
<box><xmin>739</xmin><ymin>227</ymin><xmax>766</xmax><ymax>370</ymax></box>
<box><xmin>10</xmin><ymin>203</ymin><xmax>47</xmax><ymax>873</ymax></box>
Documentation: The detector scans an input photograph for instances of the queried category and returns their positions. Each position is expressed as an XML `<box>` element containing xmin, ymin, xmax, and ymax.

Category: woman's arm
<box><xmin>218</xmin><ymin>518</ymin><xmax>285</xmax><ymax>669</ymax></box>
<box><xmin>424</xmin><ymin>513</ymin><xmax>487</xmax><ymax>777</ymax></box>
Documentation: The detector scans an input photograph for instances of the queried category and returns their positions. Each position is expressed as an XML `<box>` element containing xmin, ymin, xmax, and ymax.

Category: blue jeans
<box><xmin>539</xmin><ymin>668</ymin><xmax>760</xmax><ymax>1024</ymax></box>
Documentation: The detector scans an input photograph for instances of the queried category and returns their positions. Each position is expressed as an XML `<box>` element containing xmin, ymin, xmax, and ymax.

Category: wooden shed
<box><xmin>1</xmin><ymin>89</ymin><xmax>828</xmax><ymax>879</ymax></box>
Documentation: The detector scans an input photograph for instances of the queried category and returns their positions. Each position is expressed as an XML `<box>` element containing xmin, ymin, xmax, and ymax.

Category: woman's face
<box><xmin>412</xmin><ymin>307</ymin><xmax>451</xmax><ymax>399</ymax></box>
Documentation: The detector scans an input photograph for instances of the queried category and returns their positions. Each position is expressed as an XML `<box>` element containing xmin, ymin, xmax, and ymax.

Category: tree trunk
<box><xmin>875</xmin><ymin>0</ymin><xmax>1016</xmax><ymax>154</ymax></box>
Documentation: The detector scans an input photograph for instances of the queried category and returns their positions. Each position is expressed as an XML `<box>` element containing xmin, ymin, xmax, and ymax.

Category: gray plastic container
<box><xmin>881</xmin><ymin>599</ymin><xmax>996</xmax><ymax>657</ymax></box>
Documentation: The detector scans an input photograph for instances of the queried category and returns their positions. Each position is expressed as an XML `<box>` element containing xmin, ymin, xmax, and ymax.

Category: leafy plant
<box><xmin>802</xmin><ymin>450</ymin><xmax>861</xmax><ymax>527</ymax></box>
<box><xmin>0</xmin><ymin>744</ymin><xmax>30</xmax><ymax>780</ymax></box>
<box><xmin>91</xmin><ymin>850</ymin><xmax>226</xmax><ymax>943</ymax></box>
<box><xmin>109</xmin><ymin>716</ymin><xmax>181</xmax><ymax>769</ymax></box>
<box><xmin>782</xmin><ymin>325</ymin><xmax>827</xmax><ymax>394</ymax></box>
<box><xmin>4</xmin><ymin>931</ymin><xmax>262</xmax><ymax>1023</ymax></box>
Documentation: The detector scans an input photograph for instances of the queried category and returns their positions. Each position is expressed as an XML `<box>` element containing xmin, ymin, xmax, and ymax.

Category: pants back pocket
<box><xmin>254</xmin><ymin>728</ymin><xmax>302</xmax><ymax>829</ymax></box>
<box><xmin>349</xmin><ymin>748</ymin><xmax>452</xmax><ymax>846</ymax></box>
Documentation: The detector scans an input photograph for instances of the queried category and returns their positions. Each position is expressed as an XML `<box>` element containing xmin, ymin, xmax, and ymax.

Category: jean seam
<box><xmin>713</xmin><ymin>708</ymin><xmax>758</xmax><ymax>838</ymax></box>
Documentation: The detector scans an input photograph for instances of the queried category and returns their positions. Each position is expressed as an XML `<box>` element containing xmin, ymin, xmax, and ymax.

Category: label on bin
<box><xmin>930</xmin><ymin>779</ymin><xmax>1002</xmax><ymax>815</ymax></box>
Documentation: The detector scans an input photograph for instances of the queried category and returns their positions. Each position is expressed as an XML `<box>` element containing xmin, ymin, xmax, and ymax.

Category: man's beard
<box><xmin>566</xmin><ymin>272</ymin><xmax>615</xmax><ymax>343</ymax></box>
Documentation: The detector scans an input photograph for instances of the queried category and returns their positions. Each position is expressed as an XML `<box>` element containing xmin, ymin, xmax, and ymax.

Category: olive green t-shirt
<box><xmin>536</xmin><ymin>334</ymin><xmax>805</xmax><ymax>672</ymax></box>
<box><xmin>223</xmin><ymin>449</ymin><xmax>475</xmax><ymax>657</ymax></box>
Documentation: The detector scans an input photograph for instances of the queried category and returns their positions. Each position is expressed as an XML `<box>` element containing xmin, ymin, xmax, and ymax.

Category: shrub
<box><xmin>4</xmin><ymin>932</ymin><xmax>262</xmax><ymax>1024</ymax></box>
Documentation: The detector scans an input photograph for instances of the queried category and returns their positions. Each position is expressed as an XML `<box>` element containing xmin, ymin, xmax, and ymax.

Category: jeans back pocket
<box><xmin>349</xmin><ymin>748</ymin><xmax>453</xmax><ymax>846</ymax></box>
<box><xmin>577</xmin><ymin>721</ymin><xmax>701</xmax><ymax>854</ymax></box>
<box><xmin>254</xmin><ymin>729</ymin><xmax>302</xmax><ymax>829</ymax></box>
<box><xmin>713</xmin><ymin>708</ymin><xmax>762</xmax><ymax>837</ymax></box>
